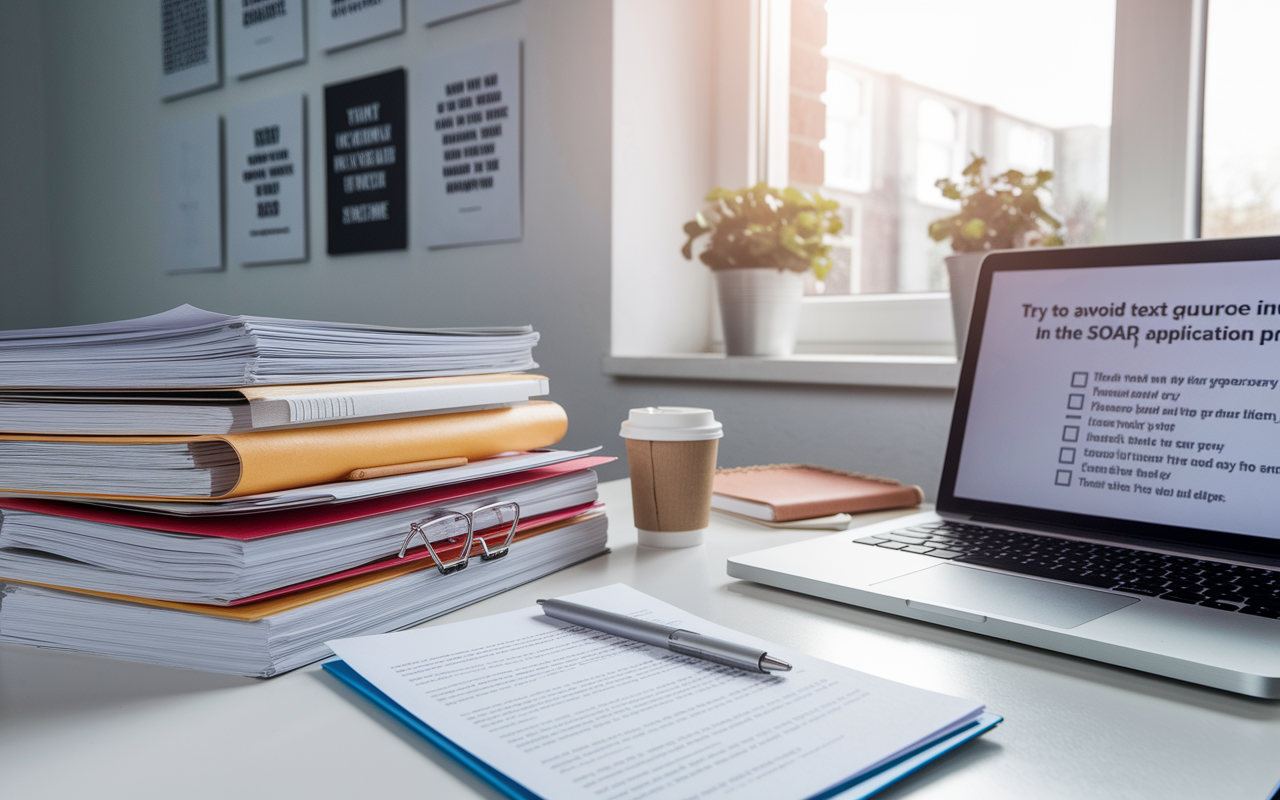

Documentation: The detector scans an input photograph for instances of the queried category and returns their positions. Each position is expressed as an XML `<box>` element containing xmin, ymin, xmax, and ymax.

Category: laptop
<box><xmin>728</xmin><ymin>236</ymin><xmax>1280</xmax><ymax>698</ymax></box>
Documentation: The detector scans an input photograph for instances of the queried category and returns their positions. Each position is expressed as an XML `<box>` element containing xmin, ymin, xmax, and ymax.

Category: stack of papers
<box><xmin>327</xmin><ymin>584</ymin><xmax>1000</xmax><ymax>800</ymax></box>
<box><xmin>0</xmin><ymin>462</ymin><xmax>603</xmax><ymax>603</ymax></box>
<box><xmin>0</xmin><ymin>308</ymin><xmax>613</xmax><ymax>677</ymax></box>
<box><xmin>0</xmin><ymin>402</ymin><xmax>569</xmax><ymax>500</ymax></box>
<box><xmin>0</xmin><ymin>374</ymin><xmax>550</xmax><ymax>435</ymax></box>
<box><xmin>1</xmin><ymin>516</ymin><xmax>608</xmax><ymax>677</ymax></box>
<box><xmin>0</xmin><ymin>305</ymin><xmax>540</xmax><ymax>388</ymax></box>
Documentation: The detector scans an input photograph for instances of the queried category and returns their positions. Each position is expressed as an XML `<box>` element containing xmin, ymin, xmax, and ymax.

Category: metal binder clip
<box><xmin>398</xmin><ymin>510</ymin><xmax>475</xmax><ymax>575</ymax></box>
<box><xmin>471</xmin><ymin>501</ymin><xmax>520</xmax><ymax>561</ymax></box>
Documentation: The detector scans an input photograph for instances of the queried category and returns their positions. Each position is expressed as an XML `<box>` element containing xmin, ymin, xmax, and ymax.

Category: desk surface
<box><xmin>3</xmin><ymin>478</ymin><xmax>1279</xmax><ymax>800</ymax></box>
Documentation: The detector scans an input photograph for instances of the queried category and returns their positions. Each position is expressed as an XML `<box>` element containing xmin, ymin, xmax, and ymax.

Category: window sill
<box><xmin>601</xmin><ymin>353</ymin><xmax>960</xmax><ymax>389</ymax></box>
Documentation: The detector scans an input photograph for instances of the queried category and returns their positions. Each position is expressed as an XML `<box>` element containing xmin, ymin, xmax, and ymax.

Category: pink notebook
<box><xmin>712</xmin><ymin>464</ymin><xmax>923</xmax><ymax>522</ymax></box>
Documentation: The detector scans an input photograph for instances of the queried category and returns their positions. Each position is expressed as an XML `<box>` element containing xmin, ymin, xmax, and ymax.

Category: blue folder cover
<box><xmin>323</xmin><ymin>659</ymin><xmax>1001</xmax><ymax>800</ymax></box>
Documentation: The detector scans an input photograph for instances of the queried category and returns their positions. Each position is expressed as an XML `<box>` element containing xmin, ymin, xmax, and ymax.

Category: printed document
<box><xmin>329</xmin><ymin>584</ymin><xmax>984</xmax><ymax>800</ymax></box>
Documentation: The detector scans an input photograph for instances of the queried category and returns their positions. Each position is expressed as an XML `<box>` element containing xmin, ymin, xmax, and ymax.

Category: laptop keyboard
<box><xmin>855</xmin><ymin>521</ymin><xmax>1280</xmax><ymax>619</ymax></box>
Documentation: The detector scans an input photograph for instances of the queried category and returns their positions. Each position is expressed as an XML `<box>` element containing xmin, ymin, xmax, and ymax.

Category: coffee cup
<box><xmin>619</xmin><ymin>407</ymin><xmax>723</xmax><ymax>548</ymax></box>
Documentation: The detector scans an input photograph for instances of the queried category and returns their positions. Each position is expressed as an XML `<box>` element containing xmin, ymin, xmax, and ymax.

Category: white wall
<box><xmin>13</xmin><ymin>0</ymin><xmax>958</xmax><ymax>495</ymax></box>
<box><xmin>610</xmin><ymin>0</ymin><xmax>716</xmax><ymax>356</ymax></box>
<box><xmin>0</xmin><ymin>0</ymin><xmax>56</xmax><ymax>329</ymax></box>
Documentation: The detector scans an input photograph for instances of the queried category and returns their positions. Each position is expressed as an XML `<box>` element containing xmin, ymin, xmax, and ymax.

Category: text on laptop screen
<box><xmin>953</xmin><ymin>259</ymin><xmax>1280</xmax><ymax>541</ymax></box>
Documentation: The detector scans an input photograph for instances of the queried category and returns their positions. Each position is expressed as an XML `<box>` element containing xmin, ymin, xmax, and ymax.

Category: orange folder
<box><xmin>0</xmin><ymin>401</ymin><xmax>567</xmax><ymax>501</ymax></box>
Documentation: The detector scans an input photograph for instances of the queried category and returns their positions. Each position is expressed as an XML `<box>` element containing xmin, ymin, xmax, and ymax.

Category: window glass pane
<box><xmin>1201</xmin><ymin>0</ymin><xmax>1280</xmax><ymax>239</ymax></box>
<box><xmin>796</xmin><ymin>0</ymin><xmax>1115</xmax><ymax>296</ymax></box>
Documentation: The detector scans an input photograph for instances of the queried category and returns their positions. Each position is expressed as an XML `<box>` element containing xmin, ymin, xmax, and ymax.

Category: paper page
<box><xmin>159</xmin><ymin>0</ymin><xmax>221</xmax><ymax>100</ymax></box>
<box><xmin>225</xmin><ymin>94</ymin><xmax>308</xmax><ymax>265</ymax></box>
<box><xmin>159</xmin><ymin>114</ymin><xmax>224</xmax><ymax>275</ymax></box>
<box><xmin>418</xmin><ymin>39</ymin><xmax>523</xmax><ymax>248</ymax></box>
<box><xmin>329</xmin><ymin>584</ymin><xmax>983</xmax><ymax>800</ymax></box>
<box><xmin>223</xmin><ymin>0</ymin><xmax>306</xmax><ymax>78</ymax></box>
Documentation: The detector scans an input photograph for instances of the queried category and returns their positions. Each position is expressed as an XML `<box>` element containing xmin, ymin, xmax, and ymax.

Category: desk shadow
<box><xmin>725</xmin><ymin>580</ymin><xmax>1280</xmax><ymax>718</ymax></box>
<box><xmin>313</xmin><ymin>669</ymin><xmax>514</xmax><ymax>800</ymax></box>
<box><xmin>0</xmin><ymin>643</ymin><xmax>256</xmax><ymax>723</ymax></box>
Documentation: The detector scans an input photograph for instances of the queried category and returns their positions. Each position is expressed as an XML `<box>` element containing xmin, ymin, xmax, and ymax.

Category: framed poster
<box><xmin>223</xmin><ymin>0</ymin><xmax>306</xmax><ymax>78</ymax></box>
<box><xmin>159</xmin><ymin>0</ymin><xmax>221</xmax><ymax>99</ymax></box>
<box><xmin>419</xmin><ymin>0</ymin><xmax>518</xmax><ymax>27</ymax></box>
<box><xmin>325</xmin><ymin>69</ymin><xmax>408</xmax><ymax>254</ymax></box>
<box><xmin>225</xmin><ymin>94</ymin><xmax>308</xmax><ymax>264</ymax></box>
<box><xmin>159</xmin><ymin>114</ymin><xmax>223</xmax><ymax>274</ymax></box>
<box><xmin>419</xmin><ymin>39</ymin><xmax>521</xmax><ymax>249</ymax></box>
<box><xmin>317</xmin><ymin>0</ymin><xmax>404</xmax><ymax>52</ymax></box>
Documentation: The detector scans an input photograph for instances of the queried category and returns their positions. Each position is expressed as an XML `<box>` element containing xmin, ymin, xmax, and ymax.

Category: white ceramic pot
<box><xmin>945</xmin><ymin>251</ymin><xmax>987</xmax><ymax>359</ymax></box>
<box><xmin>714</xmin><ymin>267</ymin><xmax>804</xmax><ymax>356</ymax></box>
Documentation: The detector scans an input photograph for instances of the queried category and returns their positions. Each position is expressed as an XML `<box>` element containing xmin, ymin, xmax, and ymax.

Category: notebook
<box><xmin>730</xmin><ymin>237</ymin><xmax>1280</xmax><ymax>698</ymax></box>
<box><xmin>712</xmin><ymin>464</ymin><xmax>923</xmax><ymax>521</ymax></box>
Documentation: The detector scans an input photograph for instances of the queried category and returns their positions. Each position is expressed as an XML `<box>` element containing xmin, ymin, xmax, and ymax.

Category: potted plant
<box><xmin>928</xmin><ymin>155</ymin><xmax>1064</xmax><ymax>356</ymax></box>
<box><xmin>682</xmin><ymin>183</ymin><xmax>843</xmax><ymax>356</ymax></box>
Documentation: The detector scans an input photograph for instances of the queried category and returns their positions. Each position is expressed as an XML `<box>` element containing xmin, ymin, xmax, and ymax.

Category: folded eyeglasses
<box><xmin>397</xmin><ymin>501</ymin><xmax>521</xmax><ymax>575</ymax></box>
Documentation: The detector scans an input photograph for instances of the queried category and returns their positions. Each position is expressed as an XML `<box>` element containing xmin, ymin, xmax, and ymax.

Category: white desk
<box><xmin>2</xmin><ymin>479</ymin><xmax>1279</xmax><ymax>799</ymax></box>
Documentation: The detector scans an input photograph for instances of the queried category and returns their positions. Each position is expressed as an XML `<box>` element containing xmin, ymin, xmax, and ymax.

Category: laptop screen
<box><xmin>939</xmin><ymin>238</ymin><xmax>1280</xmax><ymax>556</ymax></box>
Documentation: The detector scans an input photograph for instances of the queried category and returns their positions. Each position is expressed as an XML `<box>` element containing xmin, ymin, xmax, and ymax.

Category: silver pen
<box><xmin>537</xmin><ymin>598</ymin><xmax>792</xmax><ymax>673</ymax></box>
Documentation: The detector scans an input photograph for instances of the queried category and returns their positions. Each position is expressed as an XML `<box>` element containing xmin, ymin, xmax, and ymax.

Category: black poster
<box><xmin>325</xmin><ymin>68</ymin><xmax>407</xmax><ymax>254</ymax></box>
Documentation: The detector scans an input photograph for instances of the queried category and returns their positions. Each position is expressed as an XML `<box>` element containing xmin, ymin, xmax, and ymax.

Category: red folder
<box><xmin>0</xmin><ymin>456</ymin><xmax>613</xmax><ymax>540</ymax></box>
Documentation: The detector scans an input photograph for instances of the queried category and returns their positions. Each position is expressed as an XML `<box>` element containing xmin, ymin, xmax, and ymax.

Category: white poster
<box><xmin>159</xmin><ymin>0</ymin><xmax>221</xmax><ymax>100</ymax></box>
<box><xmin>419</xmin><ymin>0</ymin><xmax>518</xmax><ymax>26</ymax></box>
<box><xmin>225</xmin><ymin>94</ymin><xmax>308</xmax><ymax>264</ymax></box>
<box><xmin>316</xmin><ymin>0</ymin><xmax>405</xmax><ymax>51</ymax></box>
<box><xmin>224</xmin><ymin>0</ymin><xmax>306</xmax><ymax>78</ymax></box>
<box><xmin>159</xmin><ymin>114</ymin><xmax>223</xmax><ymax>274</ymax></box>
<box><xmin>419</xmin><ymin>39</ymin><xmax>522</xmax><ymax>248</ymax></box>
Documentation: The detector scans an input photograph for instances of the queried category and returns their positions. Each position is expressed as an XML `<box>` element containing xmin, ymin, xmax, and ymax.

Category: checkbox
<box><xmin>1071</xmin><ymin>371</ymin><xmax>1088</xmax><ymax>388</ymax></box>
<box><xmin>1055</xmin><ymin>469</ymin><xmax>1072</xmax><ymax>486</ymax></box>
<box><xmin>1067</xmin><ymin>394</ymin><xmax>1085</xmax><ymax>410</ymax></box>
<box><xmin>1059</xmin><ymin>447</ymin><xmax>1076</xmax><ymax>464</ymax></box>
<box><xmin>1062</xmin><ymin>425</ymin><xmax>1079</xmax><ymax>442</ymax></box>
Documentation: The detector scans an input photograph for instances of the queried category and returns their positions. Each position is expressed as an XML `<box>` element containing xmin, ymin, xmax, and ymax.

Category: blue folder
<box><xmin>324</xmin><ymin>659</ymin><xmax>1001</xmax><ymax>800</ymax></box>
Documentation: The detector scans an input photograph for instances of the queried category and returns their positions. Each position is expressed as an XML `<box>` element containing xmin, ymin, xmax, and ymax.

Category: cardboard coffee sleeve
<box><xmin>626</xmin><ymin>438</ymin><xmax>719</xmax><ymax>532</ymax></box>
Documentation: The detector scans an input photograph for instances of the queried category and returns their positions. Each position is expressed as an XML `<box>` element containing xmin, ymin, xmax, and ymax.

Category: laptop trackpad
<box><xmin>873</xmin><ymin>564</ymin><xmax>1139</xmax><ymax>629</ymax></box>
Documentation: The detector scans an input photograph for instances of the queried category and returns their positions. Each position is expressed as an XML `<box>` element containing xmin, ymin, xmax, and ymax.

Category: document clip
<box><xmin>397</xmin><ymin>502</ymin><xmax>521</xmax><ymax>574</ymax></box>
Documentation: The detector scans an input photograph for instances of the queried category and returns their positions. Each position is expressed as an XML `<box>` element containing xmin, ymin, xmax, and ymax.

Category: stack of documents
<box><xmin>0</xmin><ymin>373</ymin><xmax>551</xmax><ymax>435</ymax></box>
<box><xmin>0</xmin><ymin>401</ymin><xmax>570</xmax><ymax>500</ymax></box>
<box><xmin>2</xmin><ymin>516</ymin><xmax>608</xmax><ymax>677</ymax></box>
<box><xmin>0</xmin><ymin>308</ymin><xmax>611</xmax><ymax>676</ymax></box>
<box><xmin>327</xmin><ymin>584</ymin><xmax>1000</xmax><ymax>800</ymax></box>
<box><xmin>0</xmin><ymin>462</ymin><xmax>604</xmax><ymax>603</ymax></box>
<box><xmin>0</xmin><ymin>305</ymin><xmax>539</xmax><ymax>388</ymax></box>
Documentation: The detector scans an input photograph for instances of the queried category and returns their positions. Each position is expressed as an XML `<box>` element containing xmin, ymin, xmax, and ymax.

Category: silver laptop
<box><xmin>729</xmin><ymin>237</ymin><xmax>1280</xmax><ymax>698</ymax></box>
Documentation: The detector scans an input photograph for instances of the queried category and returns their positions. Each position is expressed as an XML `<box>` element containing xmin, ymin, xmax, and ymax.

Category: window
<box><xmin>915</xmin><ymin>97</ymin><xmax>962</xmax><ymax>207</ymax></box>
<box><xmin>1200</xmin><ymin>0</ymin><xmax>1280</xmax><ymax>238</ymax></box>
<box><xmin>608</xmin><ymin>0</ymin><xmax>1224</xmax><ymax>380</ymax></box>
<box><xmin>792</xmin><ymin>0</ymin><xmax>1116</xmax><ymax>301</ymax></box>
<box><xmin>821</xmin><ymin>68</ymin><xmax>871</xmax><ymax>194</ymax></box>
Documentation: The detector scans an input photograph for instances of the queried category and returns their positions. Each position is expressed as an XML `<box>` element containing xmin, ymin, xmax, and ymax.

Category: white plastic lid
<box><xmin>619</xmin><ymin>406</ymin><xmax>723</xmax><ymax>441</ymax></box>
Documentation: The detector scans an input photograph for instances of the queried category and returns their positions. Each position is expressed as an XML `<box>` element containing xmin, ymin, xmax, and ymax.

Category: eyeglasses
<box><xmin>397</xmin><ymin>501</ymin><xmax>521</xmax><ymax>574</ymax></box>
